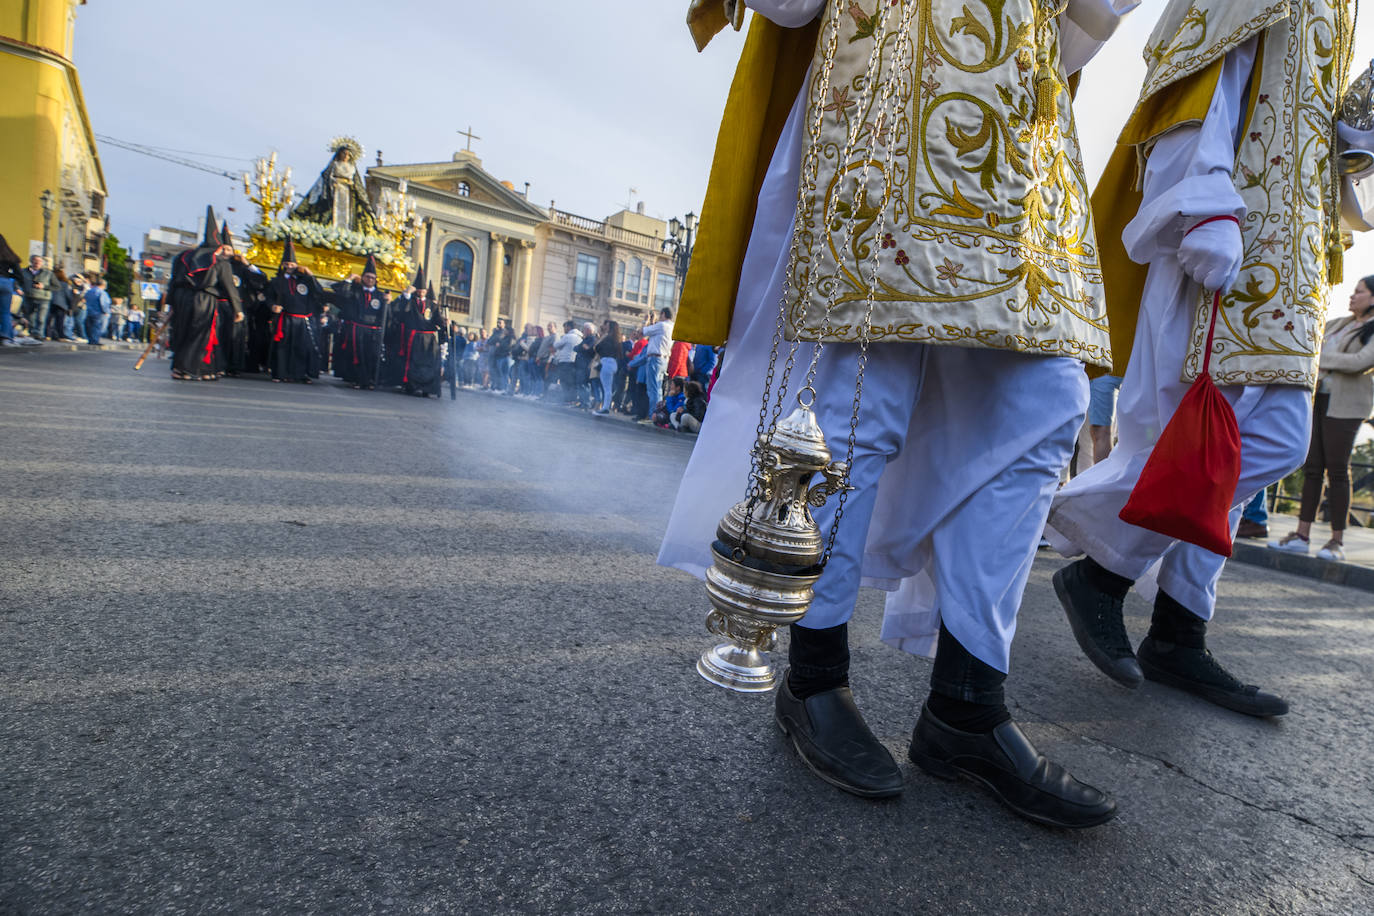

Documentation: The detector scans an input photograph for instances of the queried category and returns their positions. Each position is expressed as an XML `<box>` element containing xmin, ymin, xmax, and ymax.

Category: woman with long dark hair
<box><xmin>1272</xmin><ymin>275</ymin><xmax>1374</xmax><ymax>560</ymax></box>
<box><xmin>593</xmin><ymin>319</ymin><xmax>623</xmax><ymax>414</ymax></box>
<box><xmin>0</xmin><ymin>234</ymin><xmax>20</xmax><ymax>345</ymax></box>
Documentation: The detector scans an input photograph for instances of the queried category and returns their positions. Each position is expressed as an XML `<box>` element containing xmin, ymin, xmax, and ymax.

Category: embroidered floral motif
<box><xmin>1171</xmin><ymin>0</ymin><xmax>1356</xmax><ymax>388</ymax></box>
<box><xmin>786</xmin><ymin>0</ymin><xmax>1110</xmax><ymax>367</ymax></box>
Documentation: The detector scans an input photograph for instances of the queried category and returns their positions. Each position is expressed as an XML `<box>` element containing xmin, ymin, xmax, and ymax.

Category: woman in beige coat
<box><xmin>1273</xmin><ymin>276</ymin><xmax>1374</xmax><ymax>560</ymax></box>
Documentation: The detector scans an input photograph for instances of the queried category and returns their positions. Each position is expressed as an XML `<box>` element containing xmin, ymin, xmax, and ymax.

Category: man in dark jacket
<box><xmin>18</xmin><ymin>255</ymin><xmax>53</xmax><ymax>344</ymax></box>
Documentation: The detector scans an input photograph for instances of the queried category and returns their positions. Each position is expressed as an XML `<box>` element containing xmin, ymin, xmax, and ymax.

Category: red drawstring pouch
<box><xmin>1119</xmin><ymin>287</ymin><xmax>1241</xmax><ymax>557</ymax></box>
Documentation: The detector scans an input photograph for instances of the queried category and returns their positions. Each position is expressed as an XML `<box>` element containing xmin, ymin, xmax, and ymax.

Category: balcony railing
<box><xmin>551</xmin><ymin>209</ymin><xmax>661</xmax><ymax>250</ymax></box>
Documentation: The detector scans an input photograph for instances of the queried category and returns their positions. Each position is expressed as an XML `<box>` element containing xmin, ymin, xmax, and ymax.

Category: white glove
<box><xmin>1177</xmin><ymin>219</ymin><xmax>1244</xmax><ymax>294</ymax></box>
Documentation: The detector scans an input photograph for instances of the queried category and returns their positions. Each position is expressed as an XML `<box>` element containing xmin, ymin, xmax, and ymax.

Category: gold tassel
<box><xmin>1328</xmin><ymin>238</ymin><xmax>1345</xmax><ymax>285</ymax></box>
<box><xmin>1033</xmin><ymin>50</ymin><xmax>1059</xmax><ymax>132</ymax></box>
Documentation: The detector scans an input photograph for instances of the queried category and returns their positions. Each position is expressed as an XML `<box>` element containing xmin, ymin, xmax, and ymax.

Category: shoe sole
<box><xmin>1052</xmin><ymin>570</ymin><xmax>1142</xmax><ymax>689</ymax></box>
<box><xmin>907</xmin><ymin>745</ymin><xmax>1117</xmax><ymax>829</ymax></box>
<box><xmin>1138</xmin><ymin>657</ymin><xmax>1289</xmax><ymax>718</ymax></box>
<box><xmin>774</xmin><ymin>713</ymin><xmax>903</xmax><ymax>799</ymax></box>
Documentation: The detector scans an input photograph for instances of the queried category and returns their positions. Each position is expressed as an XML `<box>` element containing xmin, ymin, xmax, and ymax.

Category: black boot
<box><xmin>1137</xmin><ymin>591</ymin><xmax>1289</xmax><ymax>717</ymax></box>
<box><xmin>908</xmin><ymin>625</ymin><xmax>1116</xmax><ymax>828</ymax></box>
<box><xmin>774</xmin><ymin>624</ymin><xmax>903</xmax><ymax>799</ymax></box>
<box><xmin>1052</xmin><ymin>558</ymin><xmax>1143</xmax><ymax>688</ymax></box>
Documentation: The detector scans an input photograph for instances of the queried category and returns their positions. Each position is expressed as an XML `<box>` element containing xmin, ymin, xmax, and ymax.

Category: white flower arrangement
<box><xmin>258</xmin><ymin>217</ymin><xmax>396</xmax><ymax>262</ymax></box>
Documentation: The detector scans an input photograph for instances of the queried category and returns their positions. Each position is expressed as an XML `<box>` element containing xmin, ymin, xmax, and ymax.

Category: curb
<box><xmin>1230</xmin><ymin>541</ymin><xmax>1374</xmax><ymax>594</ymax></box>
<box><xmin>0</xmin><ymin>340</ymin><xmax>143</xmax><ymax>354</ymax></box>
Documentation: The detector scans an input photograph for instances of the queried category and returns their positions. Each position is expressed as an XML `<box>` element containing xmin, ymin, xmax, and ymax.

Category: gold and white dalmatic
<box><xmin>1120</xmin><ymin>1</ymin><xmax>1357</xmax><ymax>386</ymax></box>
<box><xmin>786</xmin><ymin>0</ymin><xmax>1112</xmax><ymax>368</ymax></box>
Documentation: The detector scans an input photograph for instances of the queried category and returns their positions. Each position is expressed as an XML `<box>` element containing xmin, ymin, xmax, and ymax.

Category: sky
<box><xmin>72</xmin><ymin>0</ymin><xmax>1373</xmax><ymax>314</ymax></box>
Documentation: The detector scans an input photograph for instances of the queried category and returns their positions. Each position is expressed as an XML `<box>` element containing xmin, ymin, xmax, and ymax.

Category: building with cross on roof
<box><xmin>367</xmin><ymin>148</ymin><xmax>680</xmax><ymax>334</ymax></box>
<box><xmin>369</xmin><ymin>150</ymin><xmax>545</xmax><ymax>331</ymax></box>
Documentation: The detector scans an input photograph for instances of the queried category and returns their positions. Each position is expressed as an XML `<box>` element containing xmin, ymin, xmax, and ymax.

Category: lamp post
<box><xmin>39</xmin><ymin>189</ymin><xmax>56</xmax><ymax>260</ymax></box>
<box><xmin>662</xmin><ymin>210</ymin><xmax>697</xmax><ymax>302</ymax></box>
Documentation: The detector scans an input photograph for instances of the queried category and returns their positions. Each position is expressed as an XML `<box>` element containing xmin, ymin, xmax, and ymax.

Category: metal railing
<box><xmin>550</xmin><ymin>209</ymin><xmax>662</xmax><ymax>250</ymax></box>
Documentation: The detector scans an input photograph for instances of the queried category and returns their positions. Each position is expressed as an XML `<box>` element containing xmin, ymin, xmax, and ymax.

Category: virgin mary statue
<box><xmin>292</xmin><ymin>137</ymin><xmax>382</xmax><ymax>235</ymax></box>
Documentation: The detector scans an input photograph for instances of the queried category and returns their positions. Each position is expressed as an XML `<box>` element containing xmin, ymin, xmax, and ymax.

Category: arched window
<box><xmin>640</xmin><ymin>265</ymin><xmax>652</xmax><ymax>303</ymax></box>
<box><xmin>441</xmin><ymin>240</ymin><xmax>474</xmax><ymax>315</ymax></box>
<box><xmin>625</xmin><ymin>257</ymin><xmax>643</xmax><ymax>301</ymax></box>
<box><xmin>457</xmin><ymin>181</ymin><xmax>471</xmax><ymax>197</ymax></box>
<box><xmin>615</xmin><ymin>261</ymin><xmax>626</xmax><ymax>297</ymax></box>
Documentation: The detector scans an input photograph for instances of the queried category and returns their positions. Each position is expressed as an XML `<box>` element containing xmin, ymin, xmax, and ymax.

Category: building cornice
<box><xmin>0</xmin><ymin>35</ymin><xmax>107</xmax><ymax>194</ymax></box>
<box><xmin>370</xmin><ymin>173</ymin><xmax>544</xmax><ymax>237</ymax></box>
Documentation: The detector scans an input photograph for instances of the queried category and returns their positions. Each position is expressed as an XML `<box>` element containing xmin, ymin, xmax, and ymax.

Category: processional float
<box><xmin>241</xmin><ymin>137</ymin><xmax>422</xmax><ymax>290</ymax></box>
<box><xmin>696</xmin><ymin>0</ymin><xmax>921</xmax><ymax>692</ymax></box>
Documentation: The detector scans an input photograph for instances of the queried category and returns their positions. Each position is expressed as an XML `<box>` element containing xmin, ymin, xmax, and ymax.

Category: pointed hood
<box><xmin>221</xmin><ymin>221</ymin><xmax>234</xmax><ymax>250</ymax></box>
<box><xmin>280</xmin><ymin>236</ymin><xmax>297</xmax><ymax>269</ymax></box>
<box><xmin>427</xmin><ymin>282</ymin><xmax>437</xmax><ymax>306</ymax></box>
<box><xmin>363</xmin><ymin>253</ymin><xmax>379</xmax><ymax>277</ymax></box>
<box><xmin>202</xmin><ymin>206</ymin><xmax>221</xmax><ymax>248</ymax></box>
<box><xmin>412</xmin><ymin>265</ymin><xmax>426</xmax><ymax>290</ymax></box>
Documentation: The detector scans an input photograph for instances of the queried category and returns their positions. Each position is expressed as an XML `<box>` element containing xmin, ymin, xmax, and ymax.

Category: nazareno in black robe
<box><xmin>331</xmin><ymin>281</ymin><xmax>389</xmax><ymax>388</ymax></box>
<box><xmin>399</xmin><ymin>300</ymin><xmax>445</xmax><ymax>397</ymax></box>
<box><xmin>220</xmin><ymin>260</ymin><xmax>267</xmax><ymax>374</ymax></box>
<box><xmin>267</xmin><ymin>270</ymin><xmax>325</xmax><ymax>382</ymax></box>
<box><xmin>380</xmin><ymin>292</ymin><xmax>415</xmax><ymax>388</ymax></box>
<box><xmin>170</xmin><ymin>248</ymin><xmax>241</xmax><ymax>378</ymax></box>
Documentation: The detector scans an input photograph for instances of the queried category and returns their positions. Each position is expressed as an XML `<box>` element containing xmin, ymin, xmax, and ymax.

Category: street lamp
<box><xmin>39</xmin><ymin>189</ymin><xmax>56</xmax><ymax>260</ymax></box>
<box><xmin>662</xmin><ymin>210</ymin><xmax>697</xmax><ymax>299</ymax></box>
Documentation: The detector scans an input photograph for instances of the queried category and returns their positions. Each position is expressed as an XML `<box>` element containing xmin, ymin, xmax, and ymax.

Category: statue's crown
<box><xmin>327</xmin><ymin>135</ymin><xmax>365</xmax><ymax>161</ymax></box>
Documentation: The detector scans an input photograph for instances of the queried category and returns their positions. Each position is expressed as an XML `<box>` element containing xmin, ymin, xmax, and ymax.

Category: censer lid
<box><xmin>1343</xmin><ymin>58</ymin><xmax>1374</xmax><ymax>131</ymax></box>
<box><xmin>764</xmin><ymin>397</ymin><xmax>832</xmax><ymax>467</ymax></box>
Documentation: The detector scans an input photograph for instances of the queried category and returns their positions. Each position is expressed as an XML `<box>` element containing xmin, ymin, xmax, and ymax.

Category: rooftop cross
<box><xmin>457</xmin><ymin>126</ymin><xmax>482</xmax><ymax>152</ymax></box>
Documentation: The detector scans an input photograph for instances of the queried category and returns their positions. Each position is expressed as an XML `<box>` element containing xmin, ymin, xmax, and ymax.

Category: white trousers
<box><xmin>799</xmin><ymin>344</ymin><xmax>1087</xmax><ymax>674</ymax></box>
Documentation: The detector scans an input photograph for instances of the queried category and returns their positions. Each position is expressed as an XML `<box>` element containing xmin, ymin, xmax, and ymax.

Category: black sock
<box><xmin>786</xmin><ymin>623</ymin><xmax>849</xmax><ymax>700</ymax></box>
<box><xmin>1149</xmin><ymin>590</ymin><xmax>1208</xmax><ymax>649</ymax></box>
<box><xmin>927</xmin><ymin>624</ymin><xmax>1011</xmax><ymax>734</ymax></box>
<box><xmin>1081</xmin><ymin>557</ymin><xmax>1133</xmax><ymax>600</ymax></box>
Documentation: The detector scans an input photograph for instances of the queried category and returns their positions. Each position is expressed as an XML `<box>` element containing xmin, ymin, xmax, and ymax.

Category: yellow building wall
<box><xmin>0</xmin><ymin>0</ymin><xmax>101</xmax><ymax>262</ymax></box>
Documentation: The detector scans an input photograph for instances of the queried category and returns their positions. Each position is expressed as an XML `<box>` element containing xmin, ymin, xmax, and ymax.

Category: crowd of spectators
<box><xmin>1</xmin><ymin>234</ymin><xmax>156</xmax><ymax>349</ymax></box>
<box><xmin>444</xmin><ymin>307</ymin><xmax>718</xmax><ymax>433</ymax></box>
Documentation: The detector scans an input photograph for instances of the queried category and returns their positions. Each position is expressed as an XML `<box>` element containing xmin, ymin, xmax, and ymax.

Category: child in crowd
<box><xmin>652</xmin><ymin>376</ymin><xmax>686</xmax><ymax>428</ymax></box>
<box><xmin>671</xmin><ymin>379</ymin><xmax>708</xmax><ymax>433</ymax></box>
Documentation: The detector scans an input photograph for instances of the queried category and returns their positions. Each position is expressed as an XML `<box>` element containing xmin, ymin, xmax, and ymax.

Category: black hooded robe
<box><xmin>332</xmin><ymin>281</ymin><xmax>389</xmax><ymax>388</ymax></box>
<box><xmin>221</xmin><ymin>261</ymin><xmax>266</xmax><ymax>374</ymax></box>
<box><xmin>399</xmin><ymin>300</ymin><xmax>445</xmax><ymax>397</ymax></box>
<box><xmin>381</xmin><ymin>291</ymin><xmax>415</xmax><ymax>388</ymax></box>
<box><xmin>268</xmin><ymin>270</ymin><xmax>325</xmax><ymax>382</ymax></box>
<box><xmin>171</xmin><ymin>249</ymin><xmax>241</xmax><ymax>378</ymax></box>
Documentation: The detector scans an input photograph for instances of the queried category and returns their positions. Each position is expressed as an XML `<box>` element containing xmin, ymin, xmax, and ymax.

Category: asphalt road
<box><xmin>2</xmin><ymin>348</ymin><xmax>1372</xmax><ymax>915</ymax></box>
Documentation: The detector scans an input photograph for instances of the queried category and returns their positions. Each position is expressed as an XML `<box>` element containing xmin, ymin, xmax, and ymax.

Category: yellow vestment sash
<box><xmin>675</xmin><ymin>12</ymin><xmax>821</xmax><ymax>346</ymax></box>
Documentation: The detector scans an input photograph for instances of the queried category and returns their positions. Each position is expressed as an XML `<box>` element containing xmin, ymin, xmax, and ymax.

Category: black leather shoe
<box><xmin>908</xmin><ymin>703</ymin><xmax>1117</xmax><ymax>829</ymax></box>
<box><xmin>1052</xmin><ymin>561</ymin><xmax>1143</xmax><ymax>688</ymax></box>
<box><xmin>1137</xmin><ymin>636</ymin><xmax>1289</xmax><ymax>717</ymax></box>
<box><xmin>774</xmin><ymin>674</ymin><xmax>904</xmax><ymax>799</ymax></box>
